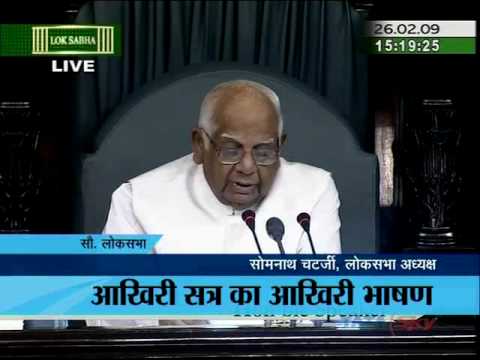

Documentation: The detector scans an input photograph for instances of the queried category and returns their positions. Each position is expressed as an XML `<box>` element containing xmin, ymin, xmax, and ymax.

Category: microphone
<box><xmin>242</xmin><ymin>210</ymin><xmax>263</xmax><ymax>255</ymax></box>
<box><xmin>266</xmin><ymin>217</ymin><xmax>285</xmax><ymax>255</ymax></box>
<box><xmin>297</xmin><ymin>212</ymin><xmax>316</xmax><ymax>255</ymax></box>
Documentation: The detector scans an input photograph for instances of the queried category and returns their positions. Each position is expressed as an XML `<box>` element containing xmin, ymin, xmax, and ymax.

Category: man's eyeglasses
<box><xmin>201</xmin><ymin>129</ymin><xmax>280</xmax><ymax>166</ymax></box>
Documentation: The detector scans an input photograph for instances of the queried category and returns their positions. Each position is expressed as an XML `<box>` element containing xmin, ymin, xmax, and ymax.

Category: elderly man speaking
<box><xmin>104</xmin><ymin>80</ymin><xmax>341</xmax><ymax>254</ymax></box>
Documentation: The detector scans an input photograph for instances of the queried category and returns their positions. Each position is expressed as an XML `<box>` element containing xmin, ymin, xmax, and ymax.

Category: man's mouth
<box><xmin>231</xmin><ymin>181</ymin><xmax>257</xmax><ymax>193</ymax></box>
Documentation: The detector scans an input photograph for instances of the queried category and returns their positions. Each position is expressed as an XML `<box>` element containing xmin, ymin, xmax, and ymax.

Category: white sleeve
<box><xmin>103</xmin><ymin>183</ymin><xmax>145</xmax><ymax>234</ymax></box>
<box><xmin>297</xmin><ymin>175</ymin><xmax>341</xmax><ymax>254</ymax></box>
<box><xmin>88</xmin><ymin>184</ymin><xmax>155</xmax><ymax>328</ymax></box>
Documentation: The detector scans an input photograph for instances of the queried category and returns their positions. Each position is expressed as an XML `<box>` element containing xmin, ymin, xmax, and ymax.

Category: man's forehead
<box><xmin>213</xmin><ymin>118</ymin><xmax>279</xmax><ymax>140</ymax></box>
<box><xmin>218</xmin><ymin>133</ymin><xmax>276</xmax><ymax>144</ymax></box>
<box><xmin>214</xmin><ymin>97</ymin><xmax>278</xmax><ymax>128</ymax></box>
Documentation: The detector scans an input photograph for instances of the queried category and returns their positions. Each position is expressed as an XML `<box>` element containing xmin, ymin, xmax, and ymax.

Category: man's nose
<box><xmin>235</xmin><ymin>150</ymin><xmax>256</xmax><ymax>175</ymax></box>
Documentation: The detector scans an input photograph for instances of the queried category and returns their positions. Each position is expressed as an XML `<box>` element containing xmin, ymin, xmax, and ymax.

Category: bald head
<box><xmin>198</xmin><ymin>80</ymin><xmax>283</xmax><ymax>136</ymax></box>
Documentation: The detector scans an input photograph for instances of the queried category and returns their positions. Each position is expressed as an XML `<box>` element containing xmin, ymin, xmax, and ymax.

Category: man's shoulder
<box><xmin>276</xmin><ymin>158</ymin><xmax>336</xmax><ymax>203</ymax></box>
<box><xmin>280</xmin><ymin>158</ymin><xmax>333</xmax><ymax>184</ymax></box>
<box><xmin>260</xmin><ymin>159</ymin><xmax>337</xmax><ymax>220</ymax></box>
<box><xmin>129</xmin><ymin>154</ymin><xmax>195</xmax><ymax>187</ymax></box>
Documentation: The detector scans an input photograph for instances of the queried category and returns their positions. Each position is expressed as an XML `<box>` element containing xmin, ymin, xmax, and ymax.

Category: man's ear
<box><xmin>280</xmin><ymin>133</ymin><xmax>287</xmax><ymax>146</ymax></box>
<box><xmin>192</xmin><ymin>128</ymin><xmax>205</xmax><ymax>164</ymax></box>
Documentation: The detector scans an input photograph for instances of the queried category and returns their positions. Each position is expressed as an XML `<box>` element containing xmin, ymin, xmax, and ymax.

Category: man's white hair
<box><xmin>198</xmin><ymin>80</ymin><xmax>283</xmax><ymax>136</ymax></box>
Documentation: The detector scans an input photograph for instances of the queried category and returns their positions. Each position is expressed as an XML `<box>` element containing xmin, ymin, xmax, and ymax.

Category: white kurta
<box><xmin>104</xmin><ymin>154</ymin><xmax>341</xmax><ymax>254</ymax></box>
<box><xmin>89</xmin><ymin>155</ymin><xmax>341</xmax><ymax>328</ymax></box>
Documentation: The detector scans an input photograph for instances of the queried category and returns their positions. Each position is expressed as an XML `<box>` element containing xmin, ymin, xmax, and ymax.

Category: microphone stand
<box><xmin>306</xmin><ymin>231</ymin><xmax>316</xmax><ymax>255</ymax></box>
<box><xmin>251</xmin><ymin>230</ymin><xmax>263</xmax><ymax>256</ymax></box>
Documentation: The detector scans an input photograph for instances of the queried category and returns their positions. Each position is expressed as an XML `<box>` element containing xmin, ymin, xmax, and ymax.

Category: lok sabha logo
<box><xmin>32</xmin><ymin>25</ymin><xmax>117</xmax><ymax>55</ymax></box>
<box><xmin>0</xmin><ymin>24</ymin><xmax>120</xmax><ymax>57</ymax></box>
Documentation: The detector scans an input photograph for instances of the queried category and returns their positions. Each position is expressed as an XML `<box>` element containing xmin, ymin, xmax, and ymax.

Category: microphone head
<box><xmin>297</xmin><ymin>212</ymin><xmax>311</xmax><ymax>232</ymax></box>
<box><xmin>266</xmin><ymin>217</ymin><xmax>285</xmax><ymax>242</ymax></box>
<box><xmin>241</xmin><ymin>209</ymin><xmax>256</xmax><ymax>230</ymax></box>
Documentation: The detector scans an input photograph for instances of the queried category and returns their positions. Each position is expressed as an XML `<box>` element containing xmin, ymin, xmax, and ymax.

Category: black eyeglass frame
<box><xmin>200</xmin><ymin>128</ymin><xmax>281</xmax><ymax>166</ymax></box>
